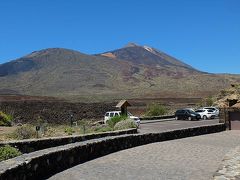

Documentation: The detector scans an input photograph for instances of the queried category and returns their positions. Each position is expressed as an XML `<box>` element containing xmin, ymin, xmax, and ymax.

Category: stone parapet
<box><xmin>0</xmin><ymin>123</ymin><xmax>225</xmax><ymax>180</ymax></box>
<box><xmin>0</xmin><ymin>128</ymin><xmax>137</xmax><ymax>153</ymax></box>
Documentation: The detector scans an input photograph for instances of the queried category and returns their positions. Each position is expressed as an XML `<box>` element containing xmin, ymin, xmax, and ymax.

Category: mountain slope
<box><xmin>1</xmin><ymin>45</ymin><xmax>240</xmax><ymax>102</ymax></box>
<box><xmin>99</xmin><ymin>43</ymin><xmax>195</xmax><ymax>70</ymax></box>
<box><xmin>0</xmin><ymin>48</ymin><xmax>132</xmax><ymax>99</ymax></box>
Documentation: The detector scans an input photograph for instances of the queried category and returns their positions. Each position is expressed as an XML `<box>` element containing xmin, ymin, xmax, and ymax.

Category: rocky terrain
<box><xmin>0</xmin><ymin>99</ymin><xmax>117</xmax><ymax>124</ymax></box>
<box><xmin>215</xmin><ymin>84</ymin><xmax>240</xmax><ymax>108</ymax></box>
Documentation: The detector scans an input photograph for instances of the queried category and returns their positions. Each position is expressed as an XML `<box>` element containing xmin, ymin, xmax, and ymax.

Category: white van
<box><xmin>104</xmin><ymin>111</ymin><xmax>140</xmax><ymax>127</ymax></box>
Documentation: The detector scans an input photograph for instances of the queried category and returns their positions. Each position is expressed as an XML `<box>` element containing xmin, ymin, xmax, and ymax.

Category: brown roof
<box><xmin>232</xmin><ymin>102</ymin><xmax>240</xmax><ymax>108</ymax></box>
<box><xmin>116</xmin><ymin>100</ymin><xmax>131</xmax><ymax>108</ymax></box>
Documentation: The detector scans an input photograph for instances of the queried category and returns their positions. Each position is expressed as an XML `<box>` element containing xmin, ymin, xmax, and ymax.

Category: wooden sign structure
<box><xmin>116</xmin><ymin>100</ymin><xmax>131</xmax><ymax>116</ymax></box>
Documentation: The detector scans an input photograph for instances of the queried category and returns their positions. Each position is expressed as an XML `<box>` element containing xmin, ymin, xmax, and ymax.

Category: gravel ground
<box><xmin>49</xmin><ymin>131</ymin><xmax>240</xmax><ymax>180</ymax></box>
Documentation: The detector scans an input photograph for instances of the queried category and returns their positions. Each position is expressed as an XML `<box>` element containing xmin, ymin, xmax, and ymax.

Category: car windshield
<box><xmin>205</xmin><ymin>108</ymin><xmax>215</xmax><ymax>110</ymax></box>
<box><xmin>187</xmin><ymin>110</ymin><xmax>195</xmax><ymax>113</ymax></box>
<box><xmin>127</xmin><ymin>112</ymin><xmax>133</xmax><ymax>116</ymax></box>
<box><xmin>195</xmin><ymin>110</ymin><xmax>203</xmax><ymax>112</ymax></box>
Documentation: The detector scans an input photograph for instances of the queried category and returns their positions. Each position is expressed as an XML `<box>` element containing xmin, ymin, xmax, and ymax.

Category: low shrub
<box><xmin>114</xmin><ymin>119</ymin><xmax>137</xmax><ymax>130</ymax></box>
<box><xmin>0</xmin><ymin>145</ymin><xmax>22</xmax><ymax>161</ymax></box>
<box><xmin>205</xmin><ymin>96</ymin><xmax>214</xmax><ymax>106</ymax></box>
<box><xmin>43</xmin><ymin>126</ymin><xmax>57</xmax><ymax>137</ymax></box>
<box><xmin>93</xmin><ymin>124</ymin><xmax>113</xmax><ymax>133</ymax></box>
<box><xmin>11</xmin><ymin>125</ymin><xmax>36</xmax><ymax>139</ymax></box>
<box><xmin>77</xmin><ymin>120</ymin><xmax>91</xmax><ymax>134</ymax></box>
<box><xmin>198</xmin><ymin>96</ymin><xmax>215</xmax><ymax>107</ymax></box>
<box><xmin>0</xmin><ymin>111</ymin><xmax>13</xmax><ymax>126</ymax></box>
<box><xmin>64</xmin><ymin>127</ymin><xmax>75</xmax><ymax>135</ymax></box>
<box><xmin>107</xmin><ymin>115</ymin><xmax>127</xmax><ymax>128</ymax></box>
<box><xmin>145</xmin><ymin>103</ymin><xmax>168</xmax><ymax>116</ymax></box>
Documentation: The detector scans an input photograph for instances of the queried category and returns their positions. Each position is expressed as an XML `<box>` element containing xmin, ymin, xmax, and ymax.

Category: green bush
<box><xmin>114</xmin><ymin>119</ymin><xmax>137</xmax><ymax>130</ymax></box>
<box><xmin>64</xmin><ymin>127</ymin><xmax>75</xmax><ymax>135</ymax></box>
<box><xmin>78</xmin><ymin>121</ymin><xmax>91</xmax><ymax>134</ymax></box>
<box><xmin>198</xmin><ymin>96</ymin><xmax>215</xmax><ymax>107</ymax></box>
<box><xmin>11</xmin><ymin>125</ymin><xmax>36</xmax><ymax>139</ymax></box>
<box><xmin>205</xmin><ymin>97</ymin><xmax>214</xmax><ymax>106</ymax></box>
<box><xmin>0</xmin><ymin>145</ymin><xmax>22</xmax><ymax>161</ymax></box>
<box><xmin>36</xmin><ymin>116</ymin><xmax>47</xmax><ymax>134</ymax></box>
<box><xmin>107</xmin><ymin>115</ymin><xmax>127</xmax><ymax>128</ymax></box>
<box><xmin>0</xmin><ymin>111</ymin><xmax>13</xmax><ymax>126</ymax></box>
<box><xmin>94</xmin><ymin>125</ymin><xmax>113</xmax><ymax>133</ymax></box>
<box><xmin>145</xmin><ymin>103</ymin><xmax>168</xmax><ymax>116</ymax></box>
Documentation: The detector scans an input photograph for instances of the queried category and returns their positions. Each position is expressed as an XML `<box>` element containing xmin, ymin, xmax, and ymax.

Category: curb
<box><xmin>140</xmin><ymin>118</ymin><xmax>175</xmax><ymax>124</ymax></box>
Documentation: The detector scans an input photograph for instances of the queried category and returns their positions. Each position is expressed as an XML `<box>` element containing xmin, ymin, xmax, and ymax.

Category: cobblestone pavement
<box><xmin>214</xmin><ymin>146</ymin><xmax>240</xmax><ymax>179</ymax></box>
<box><xmin>49</xmin><ymin>131</ymin><xmax>240</xmax><ymax>180</ymax></box>
<box><xmin>140</xmin><ymin>119</ymin><xmax>219</xmax><ymax>133</ymax></box>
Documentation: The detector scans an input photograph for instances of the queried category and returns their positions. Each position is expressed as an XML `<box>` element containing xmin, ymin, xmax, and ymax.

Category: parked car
<box><xmin>202</xmin><ymin>107</ymin><xmax>219</xmax><ymax>116</ymax></box>
<box><xmin>195</xmin><ymin>109</ymin><xmax>215</xmax><ymax>120</ymax></box>
<box><xmin>184</xmin><ymin>108</ymin><xmax>195</xmax><ymax>112</ymax></box>
<box><xmin>175</xmin><ymin>109</ymin><xmax>201</xmax><ymax>121</ymax></box>
<box><xmin>104</xmin><ymin>111</ymin><xmax>141</xmax><ymax>127</ymax></box>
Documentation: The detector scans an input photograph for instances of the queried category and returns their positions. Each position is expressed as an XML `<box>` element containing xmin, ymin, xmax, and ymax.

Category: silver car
<box><xmin>202</xmin><ymin>107</ymin><xmax>219</xmax><ymax>116</ymax></box>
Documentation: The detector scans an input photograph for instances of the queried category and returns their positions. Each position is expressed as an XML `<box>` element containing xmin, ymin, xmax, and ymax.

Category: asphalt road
<box><xmin>140</xmin><ymin>118</ymin><xmax>220</xmax><ymax>133</ymax></box>
<box><xmin>48</xmin><ymin>130</ymin><xmax>240</xmax><ymax>180</ymax></box>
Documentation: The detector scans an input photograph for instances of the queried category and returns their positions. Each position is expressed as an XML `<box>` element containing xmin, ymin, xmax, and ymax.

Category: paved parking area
<box><xmin>49</xmin><ymin>130</ymin><xmax>240</xmax><ymax>180</ymax></box>
<box><xmin>140</xmin><ymin>119</ymin><xmax>219</xmax><ymax>133</ymax></box>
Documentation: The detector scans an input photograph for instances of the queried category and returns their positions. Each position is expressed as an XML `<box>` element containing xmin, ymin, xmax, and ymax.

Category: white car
<box><xmin>104</xmin><ymin>111</ymin><xmax>140</xmax><ymax>127</ymax></box>
<box><xmin>202</xmin><ymin>107</ymin><xmax>219</xmax><ymax>116</ymax></box>
<box><xmin>195</xmin><ymin>109</ymin><xmax>215</xmax><ymax>120</ymax></box>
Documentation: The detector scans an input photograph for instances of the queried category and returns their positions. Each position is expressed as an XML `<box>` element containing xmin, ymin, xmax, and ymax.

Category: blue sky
<box><xmin>0</xmin><ymin>0</ymin><xmax>239</xmax><ymax>73</ymax></box>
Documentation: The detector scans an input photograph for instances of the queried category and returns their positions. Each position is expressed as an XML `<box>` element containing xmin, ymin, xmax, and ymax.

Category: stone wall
<box><xmin>0</xmin><ymin>123</ymin><xmax>225</xmax><ymax>180</ymax></box>
<box><xmin>0</xmin><ymin>128</ymin><xmax>137</xmax><ymax>153</ymax></box>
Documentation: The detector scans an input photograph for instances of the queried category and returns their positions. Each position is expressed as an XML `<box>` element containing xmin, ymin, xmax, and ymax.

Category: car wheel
<box><xmin>188</xmin><ymin>117</ymin><xmax>192</xmax><ymax>121</ymax></box>
<box><xmin>137</xmin><ymin>122</ymin><xmax>141</xmax><ymax>129</ymax></box>
<box><xmin>203</xmin><ymin>115</ymin><xmax>207</xmax><ymax>120</ymax></box>
<box><xmin>175</xmin><ymin>116</ymin><xmax>179</xmax><ymax>120</ymax></box>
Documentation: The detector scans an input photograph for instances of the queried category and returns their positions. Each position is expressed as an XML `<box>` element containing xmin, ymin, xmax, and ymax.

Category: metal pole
<box><xmin>70</xmin><ymin>114</ymin><xmax>73</xmax><ymax>127</ymax></box>
<box><xmin>83</xmin><ymin>124</ymin><xmax>86</xmax><ymax>134</ymax></box>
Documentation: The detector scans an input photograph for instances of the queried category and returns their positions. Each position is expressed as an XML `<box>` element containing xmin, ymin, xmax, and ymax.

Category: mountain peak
<box><xmin>25</xmin><ymin>48</ymin><xmax>79</xmax><ymax>58</ymax></box>
<box><xmin>124</xmin><ymin>42</ymin><xmax>139</xmax><ymax>48</ymax></box>
<box><xmin>124</xmin><ymin>43</ymin><xmax>156</xmax><ymax>54</ymax></box>
<box><xmin>99</xmin><ymin>43</ymin><xmax>195</xmax><ymax>70</ymax></box>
